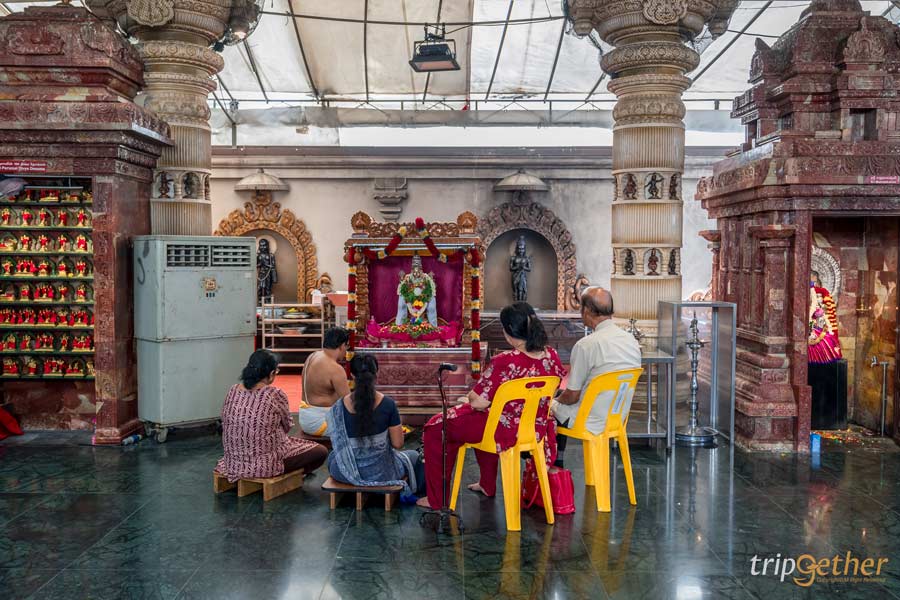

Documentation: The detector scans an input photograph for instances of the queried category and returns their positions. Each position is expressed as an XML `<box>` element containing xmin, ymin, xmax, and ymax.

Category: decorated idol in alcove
<box><xmin>808</xmin><ymin>270</ymin><xmax>842</xmax><ymax>364</ymax></box>
<box><xmin>509</xmin><ymin>235</ymin><xmax>532</xmax><ymax>302</ymax></box>
<box><xmin>395</xmin><ymin>254</ymin><xmax>437</xmax><ymax>328</ymax></box>
<box><xmin>256</xmin><ymin>237</ymin><xmax>277</xmax><ymax>303</ymax></box>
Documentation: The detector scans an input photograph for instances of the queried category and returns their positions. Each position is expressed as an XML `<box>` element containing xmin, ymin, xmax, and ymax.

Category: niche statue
<box><xmin>257</xmin><ymin>238</ymin><xmax>278</xmax><ymax>303</ymax></box>
<box><xmin>509</xmin><ymin>235</ymin><xmax>532</xmax><ymax>302</ymax></box>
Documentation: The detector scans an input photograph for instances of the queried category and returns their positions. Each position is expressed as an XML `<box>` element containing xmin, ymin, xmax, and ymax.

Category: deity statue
<box><xmin>668</xmin><ymin>249</ymin><xmax>678</xmax><ymax>275</ymax></box>
<box><xmin>395</xmin><ymin>254</ymin><xmax>437</xmax><ymax>328</ymax></box>
<box><xmin>509</xmin><ymin>235</ymin><xmax>532</xmax><ymax>302</ymax></box>
<box><xmin>808</xmin><ymin>270</ymin><xmax>842</xmax><ymax>364</ymax></box>
<box><xmin>256</xmin><ymin>238</ymin><xmax>277</xmax><ymax>303</ymax></box>
<box><xmin>669</xmin><ymin>174</ymin><xmax>679</xmax><ymax>200</ymax></box>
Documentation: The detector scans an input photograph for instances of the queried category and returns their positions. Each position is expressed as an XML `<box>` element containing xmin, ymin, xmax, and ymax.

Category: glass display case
<box><xmin>657</xmin><ymin>301</ymin><xmax>736</xmax><ymax>444</ymax></box>
<box><xmin>0</xmin><ymin>175</ymin><xmax>94</xmax><ymax>380</ymax></box>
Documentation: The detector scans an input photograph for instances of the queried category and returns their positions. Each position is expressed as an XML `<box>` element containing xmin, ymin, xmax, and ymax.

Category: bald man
<box><xmin>553</xmin><ymin>287</ymin><xmax>641</xmax><ymax>467</ymax></box>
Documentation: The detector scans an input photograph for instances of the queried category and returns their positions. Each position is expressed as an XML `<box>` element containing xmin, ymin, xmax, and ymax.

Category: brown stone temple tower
<box><xmin>568</xmin><ymin>0</ymin><xmax>738</xmax><ymax>343</ymax></box>
<box><xmin>697</xmin><ymin>0</ymin><xmax>900</xmax><ymax>451</ymax></box>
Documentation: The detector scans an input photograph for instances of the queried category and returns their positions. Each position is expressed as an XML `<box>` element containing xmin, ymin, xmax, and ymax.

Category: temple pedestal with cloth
<box><xmin>343</xmin><ymin>211</ymin><xmax>486</xmax><ymax>419</ymax></box>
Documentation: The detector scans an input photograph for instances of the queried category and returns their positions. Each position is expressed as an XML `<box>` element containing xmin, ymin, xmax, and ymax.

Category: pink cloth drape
<box><xmin>366</xmin><ymin>255</ymin><xmax>463</xmax><ymax>323</ymax></box>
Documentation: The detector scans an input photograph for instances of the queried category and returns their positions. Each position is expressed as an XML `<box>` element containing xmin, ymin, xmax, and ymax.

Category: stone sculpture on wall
<box><xmin>509</xmin><ymin>235</ymin><xmax>532</xmax><ymax>302</ymax></box>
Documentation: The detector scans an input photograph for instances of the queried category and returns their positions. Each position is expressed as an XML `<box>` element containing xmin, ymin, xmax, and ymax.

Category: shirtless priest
<box><xmin>298</xmin><ymin>327</ymin><xmax>351</xmax><ymax>437</ymax></box>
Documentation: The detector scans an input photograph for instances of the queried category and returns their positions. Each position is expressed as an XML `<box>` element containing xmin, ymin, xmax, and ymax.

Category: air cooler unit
<box><xmin>134</xmin><ymin>236</ymin><xmax>256</xmax><ymax>441</ymax></box>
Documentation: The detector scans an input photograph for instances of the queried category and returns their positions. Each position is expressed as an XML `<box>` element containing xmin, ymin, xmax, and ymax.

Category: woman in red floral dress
<box><xmin>417</xmin><ymin>302</ymin><xmax>567</xmax><ymax>509</ymax></box>
<box><xmin>216</xmin><ymin>350</ymin><xmax>328</xmax><ymax>482</ymax></box>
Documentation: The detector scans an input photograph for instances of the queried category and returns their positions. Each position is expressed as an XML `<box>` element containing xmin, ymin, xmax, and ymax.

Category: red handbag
<box><xmin>522</xmin><ymin>462</ymin><xmax>576</xmax><ymax>515</ymax></box>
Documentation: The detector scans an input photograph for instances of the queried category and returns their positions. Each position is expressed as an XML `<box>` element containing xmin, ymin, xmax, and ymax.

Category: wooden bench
<box><xmin>321</xmin><ymin>476</ymin><xmax>403</xmax><ymax>511</ymax></box>
<box><xmin>213</xmin><ymin>469</ymin><xmax>304</xmax><ymax>502</ymax></box>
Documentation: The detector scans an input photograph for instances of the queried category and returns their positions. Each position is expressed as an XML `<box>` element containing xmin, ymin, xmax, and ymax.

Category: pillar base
<box><xmin>93</xmin><ymin>418</ymin><xmax>144</xmax><ymax>446</ymax></box>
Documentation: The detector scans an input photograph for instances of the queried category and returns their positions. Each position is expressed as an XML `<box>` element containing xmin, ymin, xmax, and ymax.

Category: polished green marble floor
<box><xmin>2</xmin><ymin>430</ymin><xmax>899</xmax><ymax>599</ymax></box>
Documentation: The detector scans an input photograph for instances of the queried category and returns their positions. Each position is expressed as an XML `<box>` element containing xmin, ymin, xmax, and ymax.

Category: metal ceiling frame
<box><xmin>363</xmin><ymin>0</ymin><xmax>370</xmax><ymax>102</ymax></box>
<box><xmin>691</xmin><ymin>0</ymin><xmax>774</xmax><ymax>84</ymax></box>
<box><xmin>421</xmin><ymin>0</ymin><xmax>444</xmax><ymax>103</ymax></box>
<box><xmin>484</xmin><ymin>0</ymin><xmax>515</xmax><ymax>101</ymax></box>
<box><xmin>241</xmin><ymin>39</ymin><xmax>270</xmax><ymax>103</ymax></box>
<box><xmin>543</xmin><ymin>17</ymin><xmax>567</xmax><ymax>102</ymax></box>
<box><xmin>288</xmin><ymin>0</ymin><xmax>320</xmax><ymax>101</ymax></box>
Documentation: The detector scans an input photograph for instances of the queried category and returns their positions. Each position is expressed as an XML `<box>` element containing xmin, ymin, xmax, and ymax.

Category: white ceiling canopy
<box><xmin>210</xmin><ymin>0</ymin><xmax>894</xmax><ymax>112</ymax></box>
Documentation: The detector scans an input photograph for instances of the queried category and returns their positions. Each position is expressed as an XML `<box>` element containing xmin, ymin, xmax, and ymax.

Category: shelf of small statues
<box><xmin>2</xmin><ymin>355</ymin><xmax>95</xmax><ymax>380</ymax></box>
<box><xmin>1</xmin><ymin>331</ymin><xmax>94</xmax><ymax>352</ymax></box>
<box><xmin>2</xmin><ymin>188</ymin><xmax>92</xmax><ymax>205</ymax></box>
<box><xmin>0</xmin><ymin>232</ymin><xmax>92</xmax><ymax>254</ymax></box>
<box><xmin>0</xmin><ymin>206</ymin><xmax>91</xmax><ymax>227</ymax></box>
<box><xmin>0</xmin><ymin>276</ymin><xmax>93</xmax><ymax>282</ymax></box>
<box><xmin>0</xmin><ymin>307</ymin><xmax>94</xmax><ymax>328</ymax></box>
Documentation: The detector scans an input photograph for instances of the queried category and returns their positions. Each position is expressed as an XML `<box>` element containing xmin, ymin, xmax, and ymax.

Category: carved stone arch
<box><xmin>478</xmin><ymin>199</ymin><xmax>582</xmax><ymax>310</ymax></box>
<box><xmin>214</xmin><ymin>191</ymin><xmax>318</xmax><ymax>302</ymax></box>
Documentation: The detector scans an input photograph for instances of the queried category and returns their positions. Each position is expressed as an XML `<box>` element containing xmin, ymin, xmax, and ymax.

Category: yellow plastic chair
<box><xmin>449</xmin><ymin>376</ymin><xmax>561</xmax><ymax>532</ymax></box>
<box><xmin>557</xmin><ymin>368</ymin><xmax>643</xmax><ymax>512</ymax></box>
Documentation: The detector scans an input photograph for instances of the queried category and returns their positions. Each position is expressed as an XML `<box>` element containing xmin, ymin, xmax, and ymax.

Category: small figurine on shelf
<box><xmin>74</xmin><ymin>259</ymin><xmax>89</xmax><ymax>277</ymax></box>
<box><xmin>71</xmin><ymin>308</ymin><xmax>91</xmax><ymax>327</ymax></box>
<box><xmin>74</xmin><ymin>235</ymin><xmax>89</xmax><ymax>253</ymax></box>
<box><xmin>55</xmin><ymin>307</ymin><xmax>69</xmax><ymax>326</ymax></box>
<box><xmin>19</xmin><ymin>333</ymin><xmax>33</xmax><ymax>351</ymax></box>
<box><xmin>57</xmin><ymin>260</ymin><xmax>68</xmax><ymax>278</ymax></box>
<box><xmin>20</xmin><ymin>208</ymin><xmax>33</xmax><ymax>227</ymax></box>
<box><xmin>18</xmin><ymin>233</ymin><xmax>32</xmax><ymax>252</ymax></box>
<box><xmin>1</xmin><ymin>208</ymin><xmax>11</xmax><ymax>226</ymax></box>
<box><xmin>41</xmin><ymin>190</ymin><xmax>59</xmax><ymax>203</ymax></box>
<box><xmin>18</xmin><ymin>283</ymin><xmax>31</xmax><ymax>301</ymax></box>
<box><xmin>15</xmin><ymin>258</ymin><xmax>35</xmax><ymax>276</ymax></box>
<box><xmin>26</xmin><ymin>357</ymin><xmax>39</xmax><ymax>376</ymax></box>
<box><xmin>86</xmin><ymin>359</ymin><xmax>95</xmax><ymax>378</ymax></box>
<box><xmin>56</xmin><ymin>234</ymin><xmax>69</xmax><ymax>252</ymax></box>
<box><xmin>38</xmin><ymin>208</ymin><xmax>51</xmax><ymax>227</ymax></box>
<box><xmin>36</xmin><ymin>260</ymin><xmax>51</xmax><ymax>277</ymax></box>
<box><xmin>35</xmin><ymin>332</ymin><xmax>54</xmax><ymax>351</ymax></box>
<box><xmin>2</xmin><ymin>333</ymin><xmax>15</xmax><ymax>351</ymax></box>
<box><xmin>56</xmin><ymin>209</ymin><xmax>69</xmax><ymax>227</ymax></box>
<box><xmin>18</xmin><ymin>308</ymin><xmax>35</xmax><ymax>325</ymax></box>
<box><xmin>1</xmin><ymin>259</ymin><xmax>13</xmax><ymax>276</ymax></box>
<box><xmin>58</xmin><ymin>334</ymin><xmax>71</xmax><ymax>351</ymax></box>
<box><xmin>82</xmin><ymin>191</ymin><xmax>92</xmax><ymax>203</ymax></box>
<box><xmin>35</xmin><ymin>283</ymin><xmax>55</xmax><ymax>302</ymax></box>
<box><xmin>76</xmin><ymin>208</ymin><xmax>89</xmax><ymax>227</ymax></box>
<box><xmin>56</xmin><ymin>282</ymin><xmax>70</xmax><ymax>300</ymax></box>
<box><xmin>0</xmin><ymin>308</ymin><xmax>13</xmax><ymax>324</ymax></box>
<box><xmin>65</xmin><ymin>359</ymin><xmax>85</xmax><ymax>377</ymax></box>
<box><xmin>61</xmin><ymin>191</ymin><xmax>76</xmax><ymax>203</ymax></box>
<box><xmin>74</xmin><ymin>333</ymin><xmax>93</xmax><ymax>351</ymax></box>
<box><xmin>0</xmin><ymin>286</ymin><xmax>13</xmax><ymax>302</ymax></box>
<box><xmin>44</xmin><ymin>358</ymin><xmax>62</xmax><ymax>377</ymax></box>
<box><xmin>37</xmin><ymin>309</ymin><xmax>56</xmax><ymax>326</ymax></box>
<box><xmin>37</xmin><ymin>234</ymin><xmax>50</xmax><ymax>252</ymax></box>
<box><xmin>75</xmin><ymin>284</ymin><xmax>88</xmax><ymax>303</ymax></box>
<box><xmin>3</xmin><ymin>357</ymin><xmax>19</xmax><ymax>377</ymax></box>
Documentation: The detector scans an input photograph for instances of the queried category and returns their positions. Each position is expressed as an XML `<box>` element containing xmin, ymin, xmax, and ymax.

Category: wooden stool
<box><xmin>213</xmin><ymin>469</ymin><xmax>304</xmax><ymax>502</ymax></box>
<box><xmin>297</xmin><ymin>431</ymin><xmax>331</xmax><ymax>448</ymax></box>
<box><xmin>321</xmin><ymin>476</ymin><xmax>403</xmax><ymax>511</ymax></box>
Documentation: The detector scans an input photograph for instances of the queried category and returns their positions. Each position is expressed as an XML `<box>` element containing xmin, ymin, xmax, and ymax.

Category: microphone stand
<box><xmin>419</xmin><ymin>366</ymin><xmax>465</xmax><ymax>534</ymax></box>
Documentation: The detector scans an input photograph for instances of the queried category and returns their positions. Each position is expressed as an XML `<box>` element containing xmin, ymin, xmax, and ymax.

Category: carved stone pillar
<box><xmin>570</xmin><ymin>0</ymin><xmax>737</xmax><ymax>343</ymax></box>
<box><xmin>699</xmin><ymin>229</ymin><xmax>721</xmax><ymax>299</ymax></box>
<box><xmin>86</xmin><ymin>0</ymin><xmax>256</xmax><ymax>235</ymax></box>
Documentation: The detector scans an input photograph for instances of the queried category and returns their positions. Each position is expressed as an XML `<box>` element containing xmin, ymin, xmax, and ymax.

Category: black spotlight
<box><xmin>409</xmin><ymin>24</ymin><xmax>460</xmax><ymax>73</ymax></box>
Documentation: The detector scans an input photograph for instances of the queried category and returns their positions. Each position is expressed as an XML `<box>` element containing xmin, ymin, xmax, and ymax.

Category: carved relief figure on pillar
<box><xmin>645</xmin><ymin>173</ymin><xmax>664</xmax><ymax>200</ymax></box>
<box><xmin>623</xmin><ymin>174</ymin><xmax>637</xmax><ymax>200</ymax></box>
<box><xmin>509</xmin><ymin>235</ymin><xmax>532</xmax><ymax>302</ymax></box>
<box><xmin>808</xmin><ymin>271</ymin><xmax>842</xmax><ymax>364</ymax></box>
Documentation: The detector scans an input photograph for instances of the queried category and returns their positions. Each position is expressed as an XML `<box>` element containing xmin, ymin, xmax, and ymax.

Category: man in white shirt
<box><xmin>553</xmin><ymin>287</ymin><xmax>642</xmax><ymax>467</ymax></box>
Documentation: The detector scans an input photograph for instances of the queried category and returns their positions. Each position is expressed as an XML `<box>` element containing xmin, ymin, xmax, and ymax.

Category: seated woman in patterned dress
<box><xmin>416</xmin><ymin>302</ymin><xmax>567</xmax><ymax>509</ymax></box>
<box><xmin>216</xmin><ymin>350</ymin><xmax>328</xmax><ymax>482</ymax></box>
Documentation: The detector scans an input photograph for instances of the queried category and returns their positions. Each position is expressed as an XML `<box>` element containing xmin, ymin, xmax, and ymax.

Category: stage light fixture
<box><xmin>409</xmin><ymin>25</ymin><xmax>460</xmax><ymax>73</ymax></box>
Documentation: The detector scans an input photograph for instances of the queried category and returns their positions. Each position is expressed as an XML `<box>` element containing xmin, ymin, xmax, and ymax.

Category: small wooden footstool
<box><xmin>213</xmin><ymin>469</ymin><xmax>304</xmax><ymax>502</ymax></box>
<box><xmin>322</xmin><ymin>476</ymin><xmax>403</xmax><ymax>511</ymax></box>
